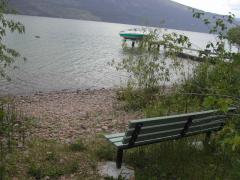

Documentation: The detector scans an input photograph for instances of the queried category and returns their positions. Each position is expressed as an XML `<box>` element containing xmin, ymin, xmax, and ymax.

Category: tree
<box><xmin>227</xmin><ymin>27</ymin><xmax>240</xmax><ymax>52</ymax></box>
<box><xmin>0</xmin><ymin>0</ymin><xmax>25</xmax><ymax>80</ymax></box>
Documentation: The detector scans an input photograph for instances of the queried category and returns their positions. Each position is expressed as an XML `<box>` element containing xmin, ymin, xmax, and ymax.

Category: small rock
<box><xmin>191</xmin><ymin>141</ymin><xmax>204</xmax><ymax>150</ymax></box>
<box><xmin>102</xmin><ymin>126</ymin><xmax>108</xmax><ymax>131</ymax></box>
<box><xmin>44</xmin><ymin>176</ymin><xmax>50</xmax><ymax>180</ymax></box>
<box><xmin>81</xmin><ymin>124</ymin><xmax>87</xmax><ymax>130</ymax></box>
<box><xmin>98</xmin><ymin>161</ymin><xmax>135</xmax><ymax>180</ymax></box>
<box><xmin>65</xmin><ymin>139</ymin><xmax>71</xmax><ymax>144</ymax></box>
<box><xmin>96</xmin><ymin>128</ymin><xmax>102</xmax><ymax>132</ymax></box>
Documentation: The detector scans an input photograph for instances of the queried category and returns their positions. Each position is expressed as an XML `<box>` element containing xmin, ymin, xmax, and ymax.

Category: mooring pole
<box><xmin>148</xmin><ymin>43</ymin><xmax>152</xmax><ymax>51</ymax></box>
<box><xmin>131</xmin><ymin>41</ymin><xmax>135</xmax><ymax>48</ymax></box>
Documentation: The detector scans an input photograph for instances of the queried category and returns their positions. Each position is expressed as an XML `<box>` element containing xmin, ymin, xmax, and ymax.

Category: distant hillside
<box><xmin>8</xmin><ymin>0</ymin><xmax>222</xmax><ymax>32</ymax></box>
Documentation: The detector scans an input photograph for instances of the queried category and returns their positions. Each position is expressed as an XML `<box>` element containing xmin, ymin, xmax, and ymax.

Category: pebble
<box><xmin>81</xmin><ymin>124</ymin><xmax>87</xmax><ymax>130</ymax></box>
<box><xmin>102</xmin><ymin>126</ymin><xmax>108</xmax><ymax>131</ymax></box>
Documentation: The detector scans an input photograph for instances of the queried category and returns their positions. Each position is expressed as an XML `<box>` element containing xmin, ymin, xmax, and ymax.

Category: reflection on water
<box><xmin>0</xmin><ymin>15</ymin><xmax>216</xmax><ymax>95</ymax></box>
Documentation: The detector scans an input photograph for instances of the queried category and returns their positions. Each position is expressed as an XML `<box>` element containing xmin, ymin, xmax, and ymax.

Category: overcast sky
<box><xmin>171</xmin><ymin>0</ymin><xmax>240</xmax><ymax>17</ymax></box>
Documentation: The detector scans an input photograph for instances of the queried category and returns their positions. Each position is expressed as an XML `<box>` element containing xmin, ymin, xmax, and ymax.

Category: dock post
<box><xmin>131</xmin><ymin>41</ymin><xmax>135</xmax><ymax>48</ymax></box>
<box><xmin>148</xmin><ymin>43</ymin><xmax>152</xmax><ymax>51</ymax></box>
<box><xmin>122</xmin><ymin>39</ymin><xmax>127</xmax><ymax>47</ymax></box>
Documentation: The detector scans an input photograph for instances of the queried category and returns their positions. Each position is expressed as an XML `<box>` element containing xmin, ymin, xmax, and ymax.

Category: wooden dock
<box><xmin>123</xmin><ymin>39</ymin><xmax>218</xmax><ymax>63</ymax></box>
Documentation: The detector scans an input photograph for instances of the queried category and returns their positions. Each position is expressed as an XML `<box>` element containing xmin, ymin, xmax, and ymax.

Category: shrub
<box><xmin>94</xmin><ymin>142</ymin><xmax>115</xmax><ymax>161</ymax></box>
<box><xmin>28</xmin><ymin>163</ymin><xmax>44</xmax><ymax>180</ymax></box>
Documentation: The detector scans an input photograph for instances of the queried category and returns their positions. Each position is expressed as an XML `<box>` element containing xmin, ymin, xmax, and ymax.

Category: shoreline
<box><xmin>13</xmin><ymin>88</ymin><xmax>143</xmax><ymax>143</ymax></box>
<box><xmin>0</xmin><ymin>87</ymin><xmax>120</xmax><ymax>97</ymax></box>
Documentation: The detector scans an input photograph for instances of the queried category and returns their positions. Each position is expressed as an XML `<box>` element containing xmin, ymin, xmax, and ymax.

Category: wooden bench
<box><xmin>105</xmin><ymin>108</ymin><xmax>235</xmax><ymax>168</ymax></box>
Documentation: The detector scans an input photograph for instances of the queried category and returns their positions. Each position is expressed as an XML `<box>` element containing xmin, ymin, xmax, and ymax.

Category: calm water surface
<box><xmin>0</xmin><ymin>15</ymin><xmax>216</xmax><ymax>95</ymax></box>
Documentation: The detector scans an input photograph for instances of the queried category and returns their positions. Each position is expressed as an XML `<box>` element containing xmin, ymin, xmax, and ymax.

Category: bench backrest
<box><xmin>122</xmin><ymin>108</ymin><xmax>235</xmax><ymax>147</ymax></box>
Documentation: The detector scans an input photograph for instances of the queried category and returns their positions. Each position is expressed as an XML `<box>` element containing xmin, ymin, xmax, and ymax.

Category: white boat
<box><xmin>119</xmin><ymin>28</ymin><xmax>149</xmax><ymax>40</ymax></box>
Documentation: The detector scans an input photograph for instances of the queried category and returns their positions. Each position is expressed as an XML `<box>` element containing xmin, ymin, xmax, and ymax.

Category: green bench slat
<box><xmin>128</xmin><ymin>109</ymin><xmax>229</xmax><ymax>128</ymax></box>
<box><xmin>123</xmin><ymin>120</ymin><xmax>224</xmax><ymax>144</ymax></box>
<box><xmin>109</xmin><ymin>137</ymin><xmax>124</xmax><ymax>143</ymax></box>
<box><xmin>121</xmin><ymin>126</ymin><xmax>222</xmax><ymax>149</ymax></box>
<box><xmin>125</xmin><ymin>116</ymin><xmax>225</xmax><ymax>138</ymax></box>
<box><xmin>105</xmin><ymin>133</ymin><xmax>125</xmax><ymax>139</ymax></box>
<box><xmin>192</xmin><ymin>115</ymin><xmax>226</xmax><ymax>123</ymax></box>
<box><xmin>189</xmin><ymin>122</ymin><xmax>223</xmax><ymax>133</ymax></box>
<box><xmin>123</xmin><ymin>128</ymin><xmax>183</xmax><ymax>144</ymax></box>
<box><xmin>121</xmin><ymin>134</ymin><xmax>181</xmax><ymax>148</ymax></box>
<box><xmin>192</xmin><ymin>119</ymin><xmax>224</xmax><ymax>127</ymax></box>
<box><xmin>187</xmin><ymin>126</ymin><xmax>221</xmax><ymax>136</ymax></box>
<box><xmin>125</xmin><ymin>121</ymin><xmax>186</xmax><ymax>137</ymax></box>
<box><xmin>120</xmin><ymin>126</ymin><xmax>222</xmax><ymax>149</ymax></box>
<box><xmin>129</xmin><ymin>110</ymin><xmax>220</xmax><ymax>128</ymax></box>
<box><xmin>114</xmin><ymin>142</ymin><xmax>124</xmax><ymax>147</ymax></box>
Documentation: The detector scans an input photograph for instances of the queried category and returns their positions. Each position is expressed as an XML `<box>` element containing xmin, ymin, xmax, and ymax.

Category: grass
<box><xmin>1</xmin><ymin>127</ymin><xmax>238</xmax><ymax>179</ymax></box>
<box><xmin>2</xmin><ymin>138</ymin><xmax>100</xmax><ymax>179</ymax></box>
<box><xmin>69</xmin><ymin>139</ymin><xmax>87</xmax><ymax>152</ymax></box>
<box><xmin>93</xmin><ymin>136</ymin><xmax>234</xmax><ymax>179</ymax></box>
<box><xmin>126</xmin><ymin>137</ymin><xmax>232</xmax><ymax>179</ymax></box>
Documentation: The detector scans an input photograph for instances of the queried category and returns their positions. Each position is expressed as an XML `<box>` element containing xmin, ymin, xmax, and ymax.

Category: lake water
<box><xmin>0</xmin><ymin>15</ymin><xmax>217</xmax><ymax>95</ymax></box>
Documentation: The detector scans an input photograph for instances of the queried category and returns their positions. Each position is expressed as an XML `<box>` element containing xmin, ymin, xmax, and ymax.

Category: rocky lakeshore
<box><xmin>13</xmin><ymin>89</ymin><xmax>143</xmax><ymax>143</ymax></box>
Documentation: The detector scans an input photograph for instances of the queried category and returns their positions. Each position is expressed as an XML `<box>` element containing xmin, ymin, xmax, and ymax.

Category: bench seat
<box><xmin>105</xmin><ymin>133</ymin><xmax>125</xmax><ymax>147</ymax></box>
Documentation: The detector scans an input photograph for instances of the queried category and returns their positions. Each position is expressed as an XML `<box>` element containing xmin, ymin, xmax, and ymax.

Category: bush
<box><xmin>28</xmin><ymin>163</ymin><xmax>44</xmax><ymax>180</ymax></box>
<box><xmin>94</xmin><ymin>142</ymin><xmax>115</xmax><ymax>161</ymax></box>
<box><xmin>125</xmin><ymin>138</ymin><xmax>231</xmax><ymax>179</ymax></box>
<box><xmin>227</xmin><ymin>27</ymin><xmax>240</xmax><ymax>51</ymax></box>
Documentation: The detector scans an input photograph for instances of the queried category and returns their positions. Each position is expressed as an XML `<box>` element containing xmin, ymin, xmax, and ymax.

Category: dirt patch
<box><xmin>13</xmin><ymin>89</ymin><xmax>143</xmax><ymax>143</ymax></box>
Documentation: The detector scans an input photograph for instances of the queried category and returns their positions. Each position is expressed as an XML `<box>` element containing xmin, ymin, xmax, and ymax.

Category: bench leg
<box><xmin>116</xmin><ymin>148</ymin><xmax>123</xmax><ymax>169</ymax></box>
<box><xmin>204</xmin><ymin>131</ymin><xmax>212</xmax><ymax>145</ymax></box>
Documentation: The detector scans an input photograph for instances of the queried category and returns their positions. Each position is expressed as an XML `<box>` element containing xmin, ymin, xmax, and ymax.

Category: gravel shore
<box><xmin>13</xmin><ymin>89</ymin><xmax>143</xmax><ymax>143</ymax></box>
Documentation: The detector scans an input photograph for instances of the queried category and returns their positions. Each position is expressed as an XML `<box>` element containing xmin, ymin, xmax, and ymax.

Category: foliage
<box><xmin>189</xmin><ymin>11</ymin><xmax>240</xmax><ymax>154</ymax></box>
<box><xmin>0</xmin><ymin>0</ymin><xmax>25</xmax><ymax>80</ymax></box>
<box><xmin>227</xmin><ymin>27</ymin><xmax>240</xmax><ymax>51</ymax></box>
<box><xmin>96</xmin><ymin>137</ymin><xmax>233</xmax><ymax>179</ymax></box>
<box><xmin>143</xmin><ymin>93</ymin><xmax>203</xmax><ymax>117</ymax></box>
<box><xmin>182</xmin><ymin>54</ymin><xmax>240</xmax><ymax>109</ymax></box>
<box><xmin>0</xmin><ymin>102</ymin><xmax>33</xmax><ymax>179</ymax></box>
<box><xmin>114</xmin><ymin>29</ymin><xmax>191</xmax><ymax>110</ymax></box>
<box><xmin>125</xmin><ymin>138</ymin><xmax>232</xmax><ymax>179</ymax></box>
<box><xmin>94</xmin><ymin>140</ymin><xmax>115</xmax><ymax>161</ymax></box>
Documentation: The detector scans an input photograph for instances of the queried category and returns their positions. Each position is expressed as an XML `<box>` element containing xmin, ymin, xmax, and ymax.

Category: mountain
<box><xmin>8</xmin><ymin>0</ymin><xmax>219</xmax><ymax>32</ymax></box>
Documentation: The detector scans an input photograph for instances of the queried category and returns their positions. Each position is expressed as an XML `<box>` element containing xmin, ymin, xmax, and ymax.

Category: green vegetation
<box><xmin>0</xmin><ymin>0</ymin><xmax>25</xmax><ymax>80</ymax></box>
<box><xmin>227</xmin><ymin>27</ymin><xmax>240</xmax><ymax>52</ymax></box>
<box><xmin>69</xmin><ymin>139</ymin><xmax>87</xmax><ymax>152</ymax></box>
<box><xmin>0</xmin><ymin>1</ymin><xmax>28</xmax><ymax>179</ymax></box>
<box><xmin>0</xmin><ymin>102</ymin><xmax>33</xmax><ymax>179</ymax></box>
<box><xmin>1</xmin><ymin>137</ymin><xmax>103</xmax><ymax>179</ymax></box>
